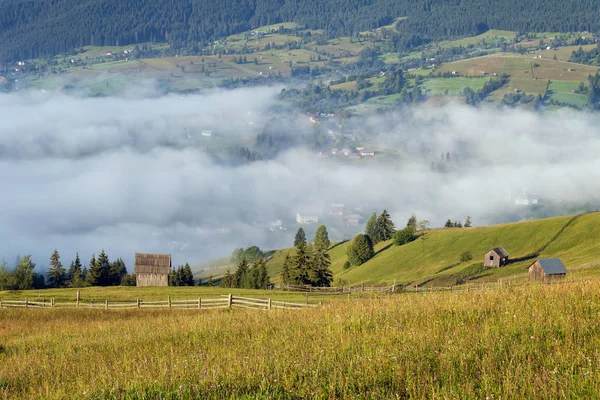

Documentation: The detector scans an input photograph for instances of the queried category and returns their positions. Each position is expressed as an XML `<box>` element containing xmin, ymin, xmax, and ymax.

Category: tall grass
<box><xmin>1</xmin><ymin>282</ymin><xmax>600</xmax><ymax>399</ymax></box>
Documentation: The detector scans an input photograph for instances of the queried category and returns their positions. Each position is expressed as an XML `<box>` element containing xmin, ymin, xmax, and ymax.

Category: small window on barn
<box><xmin>490</xmin><ymin>256</ymin><xmax>494</xmax><ymax>261</ymax></box>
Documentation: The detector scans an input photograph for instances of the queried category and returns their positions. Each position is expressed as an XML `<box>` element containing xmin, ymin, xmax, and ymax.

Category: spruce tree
<box><xmin>375</xmin><ymin>210</ymin><xmax>395</xmax><ymax>242</ymax></box>
<box><xmin>182</xmin><ymin>263</ymin><xmax>195</xmax><ymax>286</ymax></box>
<box><xmin>85</xmin><ymin>254</ymin><xmax>96</xmax><ymax>285</ymax></box>
<box><xmin>250</xmin><ymin>263</ymin><xmax>260</xmax><ymax>289</ymax></box>
<box><xmin>311</xmin><ymin>246</ymin><xmax>333</xmax><ymax>287</ymax></box>
<box><xmin>464</xmin><ymin>216</ymin><xmax>472</xmax><ymax>227</ymax></box>
<box><xmin>234</xmin><ymin>259</ymin><xmax>249</xmax><ymax>288</ymax></box>
<box><xmin>207</xmin><ymin>275</ymin><xmax>214</xmax><ymax>286</ymax></box>
<box><xmin>109</xmin><ymin>257</ymin><xmax>127</xmax><ymax>285</ymax></box>
<box><xmin>70</xmin><ymin>253</ymin><xmax>83</xmax><ymax>288</ymax></box>
<box><xmin>314</xmin><ymin>225</ymin><xmax>330</xmax><ymax>250</ymax></box>
<box><xmin>365</xmin><ymin>212</ymin><xmax>378</xmax><ymax>242</ymax></box>
<box><xmin>258</xmin><ymin>259</ymin><xmax>270</xmax><ymax>289</ymax></box>
<box><xmin>291</xmin><ymin>241</ymin><xmax>311</xmax><ymax>285</ymax></box>
<box><xmin>220</xmin><ymin>269</ymin><xmax>233</xmax><ymax>288</ymax></box>
<box><xmin>280</xmin><ymin>254</ymin><xmax>291</xmax><ymax>285</ymax></box>
<box><xmin>88</xmin><ymin>250</ymin><xmax>110</xmax><ymax>286</ymax></box>
<box><xmin>294</xmin><ymin>227</ymin><xmax>307</xmax><ymax>247</ymax></box>
<box><xmin>47</xmin><ymin>249</ymin><xmax>65</xmax><ymax>288</ymax></box>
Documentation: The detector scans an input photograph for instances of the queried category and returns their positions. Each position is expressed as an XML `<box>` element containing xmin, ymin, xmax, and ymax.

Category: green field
<box><xmin>548</xmin><ymin>80</ymin><xmax>589</xmax><ymax>107</ymax></box>
<box><xmin>421</xmin><ymin>77</ymin><xmax>489</xmax><ymax>95</ymax></box>
<box><xmin>264</xmin><ymin>213</ymin><xmax>600</xmax><ymax>287</ymax></box>
<box><xmin>2</xmin><ymin>281</ymin><xmax>600</xmax><ymax>398</ymax></box>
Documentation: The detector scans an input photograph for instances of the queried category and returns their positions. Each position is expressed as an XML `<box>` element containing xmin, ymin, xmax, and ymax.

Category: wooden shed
<box><xmin>483</xmin><ymin>247</ymin><xmax>509</xmax><ymax>268</ymax></box>
<box><xmin>134</xmin><ymin>253</ymin><xmax>171</xmax><ymax>287</ymax></box>
<box><xmin>528</xmin><ymin>258</ymin><xmax>567</xmax><ymax>283</ymax></box>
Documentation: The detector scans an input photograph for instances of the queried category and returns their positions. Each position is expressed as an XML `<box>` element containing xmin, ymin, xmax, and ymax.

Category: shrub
<box><xmin>393</xmin><ymin>226</ymin><xmax>416</xmax><ymax>246</ymax></box>
<box><xmin>343</xmin><ymin>261</ymin><xmax>351</xmax><ymax>270</ymax></box>
<box><xmin>460</xmin><ymin>251</ymin><xmax>473</xmax><ymax>262</ymax></box>
<box><xmin>346</xmin><ymin>234</ymin><xmax>374</xmax><ymax>266</ymax></box>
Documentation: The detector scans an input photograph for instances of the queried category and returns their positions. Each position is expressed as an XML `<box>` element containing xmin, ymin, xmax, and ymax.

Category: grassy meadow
<box><xmin>2</xmin><ymin>281</ymin><xmax>600</xmax><ymax>398</ymax></box>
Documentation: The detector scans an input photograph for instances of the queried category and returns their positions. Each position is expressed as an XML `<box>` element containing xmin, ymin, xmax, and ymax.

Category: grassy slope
<box><xmin>266</xmin><ymin>213</ymin><xmax>600</xmax><ymax>286</ymax></box>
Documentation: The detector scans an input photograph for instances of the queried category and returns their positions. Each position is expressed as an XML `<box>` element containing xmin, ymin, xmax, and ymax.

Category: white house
<box><xmin>296</xmin><ymin>213</ymin><xmax>319</xmax><ymax>224</ymax></box>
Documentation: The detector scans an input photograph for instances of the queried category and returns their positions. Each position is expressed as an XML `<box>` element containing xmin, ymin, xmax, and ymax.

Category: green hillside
<box><xmin>264</xmin><ymin>213</ymin><xmax>600</xmax><ymax>287</ymax></box>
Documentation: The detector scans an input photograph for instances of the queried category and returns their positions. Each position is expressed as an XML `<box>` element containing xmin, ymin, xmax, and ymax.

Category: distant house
<box><xmin>134</xmin><ymin>253</ymin><xmax>171</xmax><ymax>287</ymax></box>
<box><xmin>296</xmin><ymin>213</ymin><xmax>319</xmax><ymax>224</ymax></box>
<box><xmin>359</xmin><ymin>149</ymin><xmax>375</xmax><ymax>157</ymax></box>
<box><xmin>528</xmin><ymin>258</ymin><xmax>567</xmax><ymax>283</ymax></box>
<box><xmin>484</xmin><ymin>247</ymin><xmax>509</xmax><ymax>268</ymax></box>
<box><xmin>106</xmin><ymin>51</ymin><xmax>113</xmax><ymax>56</ymax></box>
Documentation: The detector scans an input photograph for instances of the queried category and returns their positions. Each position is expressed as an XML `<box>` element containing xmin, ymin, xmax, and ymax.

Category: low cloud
<box><xmin>1</xmin><ymin>85</ymin><xmax>599</xmax><ymax>271</ymax></box>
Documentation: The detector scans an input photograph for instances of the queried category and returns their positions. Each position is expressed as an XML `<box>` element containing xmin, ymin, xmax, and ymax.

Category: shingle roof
<box><xmin>533</xmin><ymin>258</ymin><xmax>567</xmax><ymax>275</ymax></box>
<box><xmin>134</xmin><ymin>253</ymin><xmax>171</xmax><ymax>275</ymax></box>
<box><xmin>490</xmin><ymin>247</ymin><xmax>509</xmax><ymax>257</ymax></box>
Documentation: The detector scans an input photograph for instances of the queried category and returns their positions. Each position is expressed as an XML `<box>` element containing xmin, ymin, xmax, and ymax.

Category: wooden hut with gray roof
<box><xmin>483</xmin><ymin>247</ymin><xmax>509</xmax><ymax>268</ymax></box>
<box><xmin>134</xmin><ymin>253</ymin><xmax>171</xmax><ymax>287</ymax></box>
<box><xmin>528</xmin><ymin>258</ymin><xmax>567</xmax><ymax>283</ymax></box>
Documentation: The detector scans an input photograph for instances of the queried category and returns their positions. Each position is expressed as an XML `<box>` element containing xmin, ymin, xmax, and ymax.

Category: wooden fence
<box><xmin>0</xmin><ymin>294</ymin><xmax>316</xmax><ymax>311</ymax></box>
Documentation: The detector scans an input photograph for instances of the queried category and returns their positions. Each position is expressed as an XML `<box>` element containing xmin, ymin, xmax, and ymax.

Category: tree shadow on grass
<box><xmin>328</xmin><ymin>240</ymin><xmax>349</xmax><ymax>251</ymax></box>
<box><xmin>374</xmin><ymin>243</ymin><xmax>393</xmax><ymax>256</ymax></box>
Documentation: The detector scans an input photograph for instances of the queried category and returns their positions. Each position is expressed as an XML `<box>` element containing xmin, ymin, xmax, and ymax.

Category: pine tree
<box><xmin>375</xmin><ymin>210</ymin><xmax>396</xmax><ymax>242</ymax></box>
<box><xmin>70</xmin><ymin>253</ymin><xmax>83</xmax><ymax>287</ymax></box>
<box><xmin>311</xmin><ymin>246</ymin><xmax>333</xmax><ymax>287</ymax></box>
<box><xmin>314</xmin><ymin>225</ymin><xmax>330</xmax><ymax>251</ymax></box>
<box><xmin>445</xmin><ymin>219</ymin><xmax>453</xmax><ymax>228</ymax></box>
<box><xmin>294</xmin><ymin>228</ymin><xmax>307</xmax><ymax>247</ymax></box>
<box><xmin>258</xmin><ymin>259</ymin><xmax>270</xmax><ymax>289</ymax></box>
<box><xmin>291</xmin><ymin>241</ymin><xmax>311</xmax><ymax>285</ymax></box>
<box><xmin>234</xmin><ymin>259</ymin><xmax>249</xmax><ymax>288</ymax></box>
<box><xmin>182</xmin><ymin>263</ymin><xmax>195</xmax><ymax>286</ymax></box>
<box><xmin>207</xmin><ymin>275</ymin><xmax>214</xmax><ymax>286</ymax></box>
<box><xmin>365</xmin><ymin>212</ymin><xmax>378</xmax><ymax>241</ymax></box>
<box><xmin>109</xmin><ymin>257</ymin><xmax>127</xmax><ymax>285</ymax></box>
<box><xmin>250</xmin><ymin>263</ymin><xmax>260</xmax><ymax>289</ymax></box>
<box><xmin>220</xmin><ymin>269</ymin><xmax>233</xmax><ymax>288</ymax></box>
<box><xmin>47</xmin><ymin>249</ymin><xmax>65</xmax><ymax>288</ymax></box>
<box><xmin>280</xmin><ymin>254</ymin><xmax>291</xmax><ymax>285</ymax></box>
<box><xmin>88</xmin><ymin>250</ymin><xmax>110</xmax><ymax>286</ymax></box>
<box><xmin>85</xmin><ymin>254</ymin><xmax>96</xmax><ymax>285</ymax></box>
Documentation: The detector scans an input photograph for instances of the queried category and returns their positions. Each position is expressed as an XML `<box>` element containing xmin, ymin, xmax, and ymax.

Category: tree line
<box><xmin>3</xmin><ymin>0</ymin><xmax>600</xmax><ymax>62</ymax></box>
<box><xmin>0</xmin><ymin>250</ymin><xmax>135</xmax><ymax>290</ymax></box>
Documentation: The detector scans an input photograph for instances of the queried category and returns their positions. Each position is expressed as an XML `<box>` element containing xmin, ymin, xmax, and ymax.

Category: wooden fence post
<box><xmin>168</xmin><ymin>295</ymin><xmax>171</xmax><ymax>309</ymax></box>
<box><xmin>0</xmin><ymin>299</ymin><xmax>2</xmax><ymax>308</ymax></box>
<box><xmin>392</xmin><ymin>280</ymin><xmax>396</xmax><ymax>293</ymax></box>
<box><xmin>137</xmin><ymin>298</ymin><xmax>141</xmax><ymax>309</ymax></box>
<box><xmin>25</xmin><ymin>297</ymin><xmax>28</xmax><ymax>308</ymax></box>
<box><xmin>227</xmin><ymin>294</ymin><xmax>232</xmax><ymax>308</ymax></box>
<box><xmin>306</xmin><ymin>293</ymin><xmax>309</xmax><ymax>305</ymax></box>
<box><xmin>198</xmin><ymin>297</ymin><xmax>201</xmax><ymax>310</ymax></box>
<box><xmin>105</xmin><ymin>300</ymin><xmax>108</xmax><ymax>310</ymax></box>
<box><xmin>268</xmin><ymin>298</ymin><xmax>272</xmax><ymax>310</ymax></box>
<box><xmin>76</xmin><ymin>290</ymin><xmax>80</xmax><ymax>308</ymax></box>
<box><xmin>51</xmin><ymin>298</ymin><xmax>55</xmax><ymax>308</ymax></box>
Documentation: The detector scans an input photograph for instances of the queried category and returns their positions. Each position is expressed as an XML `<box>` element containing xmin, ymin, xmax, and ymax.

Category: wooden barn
<box><xmin>528</xmin><ymin>258</ymin><xmax>567</xmax><ymax>283</ymax></box>
<box><xmin>134</xmin><ymin>253</ymin><xmax>171</xmax><ymax>287</ymax></box>
<box><xmin>483</xmin><ymin>247</ymin><xmax>509</xmax><ymax>268</ymax></box>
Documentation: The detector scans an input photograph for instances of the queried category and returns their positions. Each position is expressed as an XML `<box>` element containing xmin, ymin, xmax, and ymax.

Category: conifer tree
<box><xmin>234</xmin><ymin>259</ymin><xmax>249</xmax><ymax>288</ymax></box>
<box><xmin>258</xmin><ymin>259</ymin><xmax>271</xmax><ymax>289</ymax></box>
<box><xmin>109</xmin><ymin>257</ymin><xmax>127</xmax><ymax>285</ymax></box>
<box><xmin>407</xmin><ymin>214</ymin><xmax>417</xmax><ymax>228</ymax></box>
<box><xmin>280</xmin><ymin>254</ymin><xmax>291</xmax><ymax>285</ymax></box>
<box><xmin>294</xmin><ymin>227</ymin><xmax>307</xmax><ymax>247</ymax></box>
<box><xmin>291</xmin><ymin>241</ymin><xmax>311</xmax><ymax>285</ymax></box>
<box><xmin>464</xmin><ymin>216</ymin><xmax>472</xmax><ymax>227</ymax></box>
<box><xmin>365</xmin><ymin>212</ymin><xmax>378</xmax><ymax>241</ymax></box>
<box><xmin>250</xmin><ymin>263</ymin><xmax>260</xmax><ymax>289</ymax></box>
<box><xmin>311</xmin><ymin>245</ymin><xmax>333</xmax><ymax>287</ymax></box>
<box><xmin>47</xmin><ymin>249</ymin><xmax>65</xmax><ymax>288</ymax></box>
<box><xmin>375</xmin><ymin>210</ymin><xmax>395</xmax><ymax>242</ymax></box>
<box><xmin>85</xmin><ymin>254</ymin><xmax>96</xmax><ymax>285</ymax></box>
<box><xmin>182</xmin><ymin>263</ymin><xmax>195</xmax><ymax>286</ymax></box>
<box><xmin>70</xmin><ymin>253</ymin><xmax>83</xmax><ymax>288</ymax></box>
<box><xmin>220</xmin><ymin>269</ymin><xmax>233</xmax><ymax>288</ymax></box>
<box><xmin>88</xmin><ymin>250</ymin><xmax>110</xmax><ymax>286</ymax></box>
<box><xmin>314</xmin><ymin>225</ymin><xmax>330</xmax><ymax>250</ymax></box>
<box><xmin>207</xmin><ymin>275</ymin><xmax>214</xmax><ymax>286</ymax></box>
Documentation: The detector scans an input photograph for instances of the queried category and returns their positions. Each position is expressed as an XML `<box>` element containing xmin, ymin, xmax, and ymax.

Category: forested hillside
<box><xmin>1</xmin><ymin>0</ymin><xmax>600</xmax><ymax>62</ymax></box>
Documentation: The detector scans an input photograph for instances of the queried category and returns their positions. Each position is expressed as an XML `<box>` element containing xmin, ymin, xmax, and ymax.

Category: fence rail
<box><xmin>0</xmin><ymin>294</ymin><xmax>317</xmax><ymax>311</ymax></box>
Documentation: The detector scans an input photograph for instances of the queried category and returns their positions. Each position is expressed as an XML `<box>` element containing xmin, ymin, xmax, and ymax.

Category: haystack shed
<box><xmin>134</xmin><ymin>253</ymin><xmax>171</xmax><ymax>287</ymax></box>
<box><xmin>528</xmin><ymin>258</ymin><xmax>567</xmax><ymax>283</ymax></box>
<box><xmin>483</xmin><ymin>247</ymin><xmax>509</xmax><ymax>268</ymax></box>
